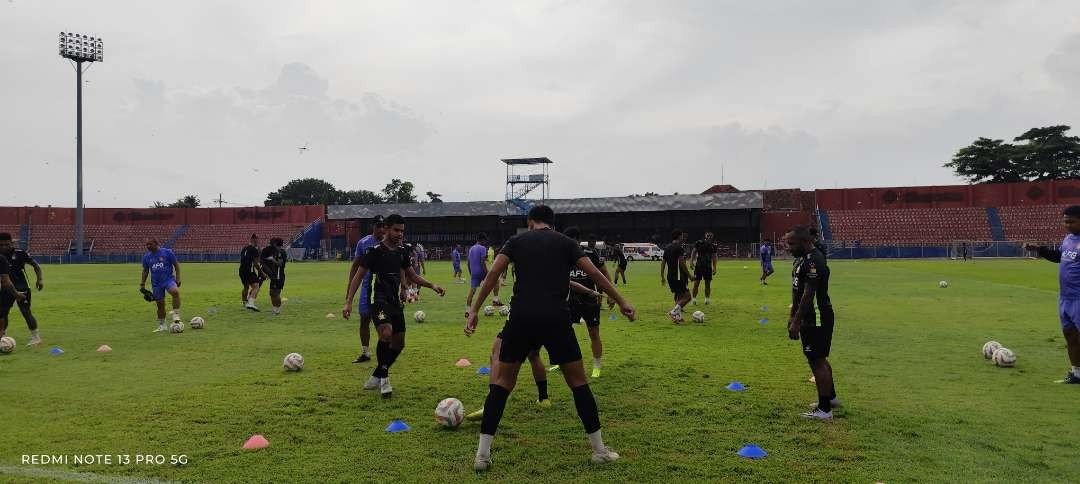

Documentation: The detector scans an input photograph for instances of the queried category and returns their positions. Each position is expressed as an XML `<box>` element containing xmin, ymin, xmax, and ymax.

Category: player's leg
<box><xmin>800</xmin><ymin>316</ymin><xmax>837</xmax><ymax>419</ymax></box>
<box><xmin>354</xmin><ymin>312</ymin><xmax>373</xmax><ymax>363</ymax></box>
<box><xmin>364</xmin><ymin>321</ymin><xmax>395</xmax><ymax>391</ymax></box>
<box><xmin>528</xmin><ymin>350</ymin><xmax>550</xmax><ymax>405</ymax></box>
<box><xmin>691</xmin><ymin>275</ymin><xmax>701</xmax><ymax>304</ymax></box>
<box><xmin>18</xmin><ymin>291</ymin><xmax>40</xmax><ymax>345</ymax></box>
<box><xmin>549</xmin><ymin>324</ymin><xmax>618</xmax><ymax>464</ymax></box>
<box><xmin>154</xmin><ymin>296</ymin><xmax>167</xmax><ymax>332</ymax></box>
<box><xmin>1061</xmin><ymin>302</ymin><xmax>1080</xmax><ymax>383</ymax></box>
<box><xmin>466</xmin><ymin>285</ymin><xmax>477</xmax><ymax>309</ymax></box>
<box><xmin>491</xmin><ymin>280</ymin><xmax>502</xmax><ymax>305</ymax></box>
<box><xmin>584</xmin><ymin>303</ymin><xmax>603</xmax><ymax>377</ymax></box>
<box><xmin>241</xmin><ymin>278</ymin><xmax>249</xmax><ymax>306</ymax></box>
<box><xmin>703</xmin><ymin>276</ymin><xmax>712</xmax><ymax>304</ymax></box>
<box><xmin>166</xmin><ymin>283</ymin><xmax>181</xmax><ymax>322</ymax></box>
<box><xmin>474</xmin><ymin>357</ymin><xmax>522</xmax><ymax>471</ymax></box>
<box><xmin>269</xmin><ymin>288</ymin><xmax>281</xmax><ymax>314</ymax></box>
<box><xmin>0</xmin><ymin>297</ymin><xmax>11</xmax><ymax>338</ymax></box>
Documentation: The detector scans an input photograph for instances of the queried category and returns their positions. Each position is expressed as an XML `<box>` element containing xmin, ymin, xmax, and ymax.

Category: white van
<box><xmin>621</xmin><ymin>243</ymin><xmax>664</xmax><ymax>261</ymax></box>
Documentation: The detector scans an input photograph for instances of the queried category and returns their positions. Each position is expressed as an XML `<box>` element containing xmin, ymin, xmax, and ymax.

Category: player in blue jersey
<box><xmin>140</xmin><ymin>238</ymin><xmax>182</xmax><ymax>333</ymax></box>
<box><xmin>452</xmin><ymin>245</ymin><xmax>464</xmax><ymax>283</ymax></box>
<box><xmin>1026</xmin><ymin>205</ymin><xmax>1080</xmax><ymax>384</ymax></box>
<box><xmin>759</xmin><ymin>240</ymin><xmax>775</xmax><ymax>285</ymax></box>
<box><xmin>349</xmin><ymin>216</ymin><xmax>387</xmax><ymax>363</ymax></box>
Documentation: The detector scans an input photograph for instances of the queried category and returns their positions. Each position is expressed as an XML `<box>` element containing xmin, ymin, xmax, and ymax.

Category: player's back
<box><xmin>501</xmin><ymin>229</ymin><xmax>583</xmax><ymax>314</ymax></box>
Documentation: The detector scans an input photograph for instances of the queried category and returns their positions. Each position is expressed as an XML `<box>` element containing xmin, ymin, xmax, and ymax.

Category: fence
<box><xmin>824</xmin><ymin>241</ymin><xmax>1032</xmax><ymax>259</ymax></box>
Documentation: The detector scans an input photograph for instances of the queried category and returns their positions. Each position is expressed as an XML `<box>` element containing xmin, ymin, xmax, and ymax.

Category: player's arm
<box><xmin>464</xmin><ymin>254</ymin><xmax>510</xmax><ymax>335</ymax></box>
<box><xmin>342</xmin><ymin>265</ymin><xmax>370</xmax><ymax>318</ymax></box>
<box><xmin>788</xmin><ymin>279</ymin><xmax>818</xmax><ymax>340</ymax></box>
<box><xmin>173</xmin><ymin>259</ymin><xmax>182</xmax><ymax>287</ymax></box>
<box><xmin>576</xmin><ymin>256</ymin><xmax>635</xmax><ymax>321</ymax></box>
<box><xmin>140</xmin><ymin>266</ymin><xmax>149</xmax><ymax>288</ymax></box>
<box><xmin>660</xmin><ymin>258</ymin><xmax>666</xmax><ymax>282</ymax></box>
<box><xmin>404</xmin><ymin>267</ymin><xmax>444</xmax><ymax>296</ymax></box>
<box><xmin>1025</xmin><ymin>244</ymin><xmax>1062</xmax><ymax>263</ymax></box>
<box><xmin>29</xmin><ymin>256</ymin><xmax>43</xmax><ymax>290</ymax></box>
<box><xmin>569</xmin><ymin>281</ymin><xmax>601</xmax><ymax>298</ymax></box>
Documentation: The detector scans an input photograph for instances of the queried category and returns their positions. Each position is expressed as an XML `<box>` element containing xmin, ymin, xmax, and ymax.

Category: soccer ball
<box><xmin>414</xmin><ymin>310</ymin><xmax>426</xmax><ymax>323</ymax></box>
<box><xmin>170</xmin><ymin>321</ymin><xmax>184</xmax><ymax>333</ymax></box>
<box><xmin>0</xmin><ymin>336</ymin><xmax>15</xmax><ymax>354</ymax></box>
<box><xmin>283</xmin><ymin>352</ymin><xmax>305</xmax><ymax>371</ymax></box>
<box><xmin>190</xmin><ymin>316</ymin><xmax>205</xmax><ymax>329</ymax></box>
<box><xmin>982</xmin><ymin>341</ymin><xmax>1002</xmax><ymax>359</ymax></box>
<box><xmin>691</xmin><ymin>311</ymin><xmax>706</xmax><ymax>323</ymax></box>
<box><xmin>499</xmin><ymin>306</ymin><xmax>511</xmax><ymax>317</ymax></box>
<box><xmin>435</xmin><ymin>397</ymin><xmax>464</xmax><ymax>428</ymax></box>
<box><xmin>992</xmin><ymin>347</ymin><xmax>1016</xmax><ymax>368</ymax></box>
<box><xmin>483</xmin><ymin>306</ymin><xmax>495</xmax><ymax>316</ymax></box>
<box><xmin>939</xmin><ymin>280</ymin><xmax>949</xmax><ymax>288</ymax></box>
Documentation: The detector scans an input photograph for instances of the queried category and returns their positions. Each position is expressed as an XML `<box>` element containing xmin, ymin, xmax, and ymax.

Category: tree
<box><xmin>340</xmin><ymin>189</ymin><xmax>383</xmax><ymax>205</ymax></box>
<box><xmin>944</xmin><ymin>137</ymin><xmax>1023</xmax><ymax>183</ymax></box>
<box><xmin>152</xmin><ymin>195</ymin><xmax>201</xmax><ymax>208</ymax></box>
<box><xmin>426</xmin><ymin>191</ymin><xmax>443</xmax><ymax>203</ymax></box>
<box><xmin>265</xmin><ymin>178</ymin><xmax>340</xmax><ymax>206</ymax></box>
<box><xmin>1013</xmin><ymin>126</ymin><xmax>1080</xmax><ymax>180</ymax></box>
<box><xmin>382</xmin><ymin>179</ymin><xmax>417</xmax><ymax>204</ymax></box>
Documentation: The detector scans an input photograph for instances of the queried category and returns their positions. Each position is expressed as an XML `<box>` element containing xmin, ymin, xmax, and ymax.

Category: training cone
<box><xmin>242</xmin><ymin>434</ymin><xmax>269</xmax><ymax>449</ymax></box>
<box><xmin>385</xmin><ymin>420</ymin><xmax>410</xmax><ymax>432</ymax></box>
<box><xmin>737</xmin><ymin>444</ymin><xmax>767</xmax><ymax>459</ymax></box>
<box><xmin>759</xmin><ymin>318</ymin><xmax>768</xmax><ymax>324</ymax></box>
<box><xmin>760</xmin><ymin>305</ymin><xmax>768</xmax><ymax>311</ymax></box>
<box><xmin>96</xmin><ymin>345</ymin><xmax>112</xmax><ymax>353</ymax></box>
<box><xmin>325</xmin><ymin>313</ymin><xmax>336</xmax><ymax>319</ymax></box>
<box><xmin>809</xmin><ymin>375</ymin><xmax>816</xmax><ymax>383</ymax></box>
<box><xmin>609</xmin><ymin>314</ymin><xmax>617</xmax><ymax>321</ymax></box>
<box><xmin>477</xmin><ymin>366</ymin><xmax>491</xmax><ymax>375</ymax></box>
<box><xmin>49</xmin><ymin>347</ymin><xmax>64</xmax><ymax>356</ymax></box>
<box><xmin>455</xmin><ymin>358</ymin><xmax>472</xmax><ymax>367</ymax></box>
<box><xmin>726</xmin><ymin>381</ymin><xmax>746</xmax><ymax>391</ymax></box>
<box><xmin>207</xmin><ymin>307</ymin><xmax>218</xmax><ymax>315</ymax></box>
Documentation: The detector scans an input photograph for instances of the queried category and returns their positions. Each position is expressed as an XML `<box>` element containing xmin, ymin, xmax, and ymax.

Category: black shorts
<box><xmin>499</xmin><ymin>313</ymin><xmax>582</xmax><ymax>365</ymax></box>
<box><xmin>800</xmin><ymin>306</ymin><xmax>836</xmax><ymax>361</ymax></box>
<box><xmin>268</xmin><ymin>275</ymin><xmax>286</xmax><ymax>291</ymax></box>
<box><xmin>617</xmin><ymin>263</ymin><xmax>627</xmax><ymax>271</ymax></box>
<box><xmin>0</xmin><ymin>292</ymin><xmax>14</xmax><ymax>319</ymax></box>
<box><xmin>569</xmin><ymin>298</ymin><xmax>601</xmax><ymax>328</ymax></box>
<box><xmin>668</xmin><ymin>278</ymin><xmax>689</xmax><ymax>296</ymax></box>
<box><xmin>240</xmin><ymin>270</ymin><xmax>264</xmax><ymax>286</ymax></box>
<box><xmin>695</xmin><ymin>265</ymin><xmax>713</xmax><ymax>281</ymax></box>
<box><xmin>371</xmin><ymin>302</ymin><xmax>406</xmax><ymax>334</ymax></box>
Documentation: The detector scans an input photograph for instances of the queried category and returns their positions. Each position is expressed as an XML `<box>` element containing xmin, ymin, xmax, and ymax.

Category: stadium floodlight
<box><xmin>58</xmin><ymin>31</ymin><xmax>103</xmax><ymax>257</ymax></box>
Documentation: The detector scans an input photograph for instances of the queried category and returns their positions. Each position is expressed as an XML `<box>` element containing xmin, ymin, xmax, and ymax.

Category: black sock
<box><xmin>373</xmin><ymin>341</ymin><xmax>390</xmax><ymax>378</ymax></box>
<box><xmin>818</xmin><ymin>394</ymin><xmax>832</xmax><ymax>413</ymax></box>
<box><xmin>385</xmin><ymin>345</ymin><xmax>402</xmax><ymax>368</ymax></box>
<box><xmin>571</xmin><ymin>384</ymin><xmax>601</xmax><ymax>434</ymax></box>
<box><xmin>480</xmin><ymin>384</ymin><xmax>511</xmax><ymax>436</ymax></box>
<box><xmin>829</xmin><ymin>382</ymin><xmax>836</xmax><ymax>401</ymax></box>
<box><xmin>536</xmin><ymin>380</ymin><xmax>548</xmax><ymax>401</ymax></box>
<box><xmin>24</xmin><ymin>314</ymin><xmax>37</xmax><ymax>331</ymax></box>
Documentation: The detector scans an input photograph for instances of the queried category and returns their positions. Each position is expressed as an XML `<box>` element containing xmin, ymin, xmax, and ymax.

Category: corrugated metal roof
<box><xmin>327</xmin><ymin>192</ymin><xmax>762</xmax><ymax>220</ymax></box>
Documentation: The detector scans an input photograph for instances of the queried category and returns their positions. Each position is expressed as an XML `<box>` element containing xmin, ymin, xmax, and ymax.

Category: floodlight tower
<box><xmin>59</xmin><ymin>32</ymin><xmax>103</xmax><ymax>256</ymax></box>
<box><xmin>503</xmin><ymin>158</ymin><xmax>552</xmax><ymax>214</ymax></box>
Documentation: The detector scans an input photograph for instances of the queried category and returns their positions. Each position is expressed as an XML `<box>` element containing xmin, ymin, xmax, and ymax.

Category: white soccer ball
<box><xmin>499</xmin><ymin>306</ymin><xmax>511</xmax><ymax>317</ymax></box>
<box><xmin>170</xmin><ymin>321</ymin><xmax>184</xmax><ymax>333</ymax></box>
<box><xmin>483</xmin><ymin>306</ymin><xmax>495</xmax><ymax>316</ymax></box>
<box><xmin>190</xmin><ymin>316</ymin><xmax>205</xmax><ymax>329</ymax></box>
<box><xmin>691</xmin><ymin>311</ymin><xmax>706</xmax><ymax>323</ymax></box>
<box><xmin>982</xmin><ymin>341</ymin><xmax>1002</xmax><ymax>359</ymax></box>
<box><xmin>992</xmin><ymin>347</ymin><xmax>1016</xmax><ymax>368</ymax></box>
<box><xmin>0</xmin><ymin>336</ymin><xmax>15</xmax><ymax>354</ymax></box>
<box><xmin>435</xmin><ymin>397</ymin><xmax>464</xmax><ymax>428</ymax></box>
<box><xmin>939</xmin><ymin>280</ymin><xmax>949</xmax><ymax>288</ymax></box>
<box><xmin>414</xmin><ymin>310</ymin><xmax>426</xmax><ymax>323</ymax></box>
<box><xmin>283</xmin><ymin>352</ymin><xmax>305</xmax><ymax>371</ymax></box>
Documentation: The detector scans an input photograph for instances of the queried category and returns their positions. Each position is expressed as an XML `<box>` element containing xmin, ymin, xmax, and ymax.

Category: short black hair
<box><xmin>476</xmin><ymin>232</ymin><xmax>488</xmax><ymax>242</ymax></box>
<box><xmin>250</xmin><ymin>233</ymin><xmax>258</xmax><ymax>239</ymax></box>
<box><xmin>1064</xmin><ymin>206</ymin><xmax>1080</xmax><ymax>217</ymax></box>
<box><xmin>671</xmin><ymin>229</ymin><xmax>684</xmax><ymax>241</ymax></box>
<box><xmin>271</xmin><ymin>237</ymin><xmax>284</xmax><ymax>247</ymax></box>
<box><xmin>385</xmin><ymin>214</ymin><xmax>406</xmax><ymax>226</ymax></box>
<box><xmin>528</xmin><ymin>205</ymin><xmax>555</xmax><ymax>225</ymax></box>
<box><xmin>0</xmin><ymin>232</ymin><xmax>11</xmax><ymax>242</ymax></box>
<box><xmin>787</xmin><ymin>225</ymin><xmax>812</xmax><ymax>242</ymax></box>
<box><xmin>563</xmin><ymin>226</ymin><xmax>581</xmax><ymax>240</ymax></box>
<box><xmin>372</xmin><ymin>215</ymin><xmax>387</xmax><ymax>227</ymax></box>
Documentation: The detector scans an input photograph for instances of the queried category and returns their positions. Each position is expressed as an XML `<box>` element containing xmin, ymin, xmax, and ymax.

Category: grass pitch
<box><xmin>0</xmin><ymin>259</ymin><xmax>1076</xmax><ymax>483</ymax></box>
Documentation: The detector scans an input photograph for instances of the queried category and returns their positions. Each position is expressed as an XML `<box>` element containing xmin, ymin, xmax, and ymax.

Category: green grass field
<box><xmin>0</xmin><ymin>259</ymin><xmax>1077</xmax><ymax>483</ymax></box>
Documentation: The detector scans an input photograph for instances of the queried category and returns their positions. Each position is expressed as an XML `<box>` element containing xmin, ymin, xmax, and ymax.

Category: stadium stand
<box><xmin>18</xmin><ymin>223</ymin><xmax>305</xmax><ymax>256</ymax></box>
<box><xmin>998</xmin><ymin>205</ymin><xmax>1067</xmax><ymax>243</ymax></box>
<box><xmin>825</xmin><ymin>207</ymin><xmax>992</xmax><ymax>245</ymax></box>
<box><xmin>169</xmin><ymin>223</ymin><xmax>307</xmax><ymax>253</ymax></box>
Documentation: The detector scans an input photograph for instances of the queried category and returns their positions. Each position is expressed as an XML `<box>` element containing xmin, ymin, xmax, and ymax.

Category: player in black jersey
<box><xmin>610</xmin><ymin>243</ymin><xmax>628</xmax><ymax>285</ymax></box>
<box><xmin>260</xmin><ymin>238</ymin><xmax>288</xmax><ymax>315</ymax></box>
<box><xmin>661</xmin><ymin>229</ymin><xmax>692</xmax><ymax>323</ymax></box>
<box><xmin>464</xmin><ymin>205</ymin><xmax>635</xmax><ymax>471</ymax></box>
<box><xmin>343</xmin><ymin>214</ymin><xmax>445</xmax><ymax>398</ymax></box>
<box><xmin>0</xmin><ymin>233</ymin><xmax>28</xmax><ymax>340</ymax></box>
<box><xmin>786</xmin><ymin>226</ymin><xmax>839</xmax><ymax>421</ymax></box>
<box><xmin>809</xmin><ymin>227</ymin><xmax>828</xmax><ymax>259</ymax></box>
<box><xmin>564</xmin><ymin>228</ymin><xmax>611</xmax><ymax>378</ymax></box>
<box><xmin>239</xmin><ymin>234</ymin><xmax>266</xmax><ymax>311</ymax></box>
<box><xmin>689</xmin><ymin>231</ymin><xmax>719</xmax><ymax>305</ymax></box>
<box><xmin>0</xmin><ymin>233</ymin><xmax>44</xmax><ymax>345</ymax></box>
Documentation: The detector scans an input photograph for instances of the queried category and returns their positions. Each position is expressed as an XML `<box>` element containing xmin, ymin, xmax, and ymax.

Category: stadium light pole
<box><xmin>59</xmin><ymin>32</ymin><xmax>103</xmax><ymax>256</ymax></box>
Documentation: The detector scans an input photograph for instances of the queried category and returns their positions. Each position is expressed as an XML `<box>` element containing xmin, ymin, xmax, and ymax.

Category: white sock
<box><xmin>594</xmin><ymin>357</ymin><xmax>602</xmax><ymax>368</ymax></box>
<box><xmin>157</xmin><ymin>319</ymin><xmax>166</xmax><ymax>327</ymax></box>
<box><xmin>477</xmin><ymin>434</ymin><xmax>494</xmax><ymax>457</ymax></box>
<box><xmin>30</xmin><ymin>329</ymin><xmax>39</xmax><ymax>338</ymax></box>
<box><xmin>172</xmin><ymin>310</ymin><xmax>180</xmax><ymax>321</ymax></box>
<box><xmin>362</xmin><ymin>346</ymin><xmax>370</xmax><ymax>356</ymax></box>
<box><xmin>272</xmin><ymin>306</ymin><xmax>280</xmax><ymax>314</ymax></box>
<box><xmin>670</xmin><ymin>305</ymin><xmax>681</xmax><ymax>314</ymax></box>
<box><xmin>1072</xmin><ymin>366</ymin><xmax>1080</xmax><ymax>377</ymax></box>
<box><xmin>247</xmin><ymin>298</ymin><xmax>255</xmax><ymax>305</ymax></box>
<box><xmin>705</xmin><ymin>298</ymin><xmax>710</xmax><ymax>304</ymax></box>
<box><xmin>587</xmin><ymin>430</ymin><xmax>606</xmax><ymax>453</ymax></box>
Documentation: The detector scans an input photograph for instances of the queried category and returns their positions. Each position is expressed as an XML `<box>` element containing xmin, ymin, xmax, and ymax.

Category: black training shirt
<box><xmin>7</xmin><ymin>249</ymin><xmax>34</xmax><ymax>290</ymax></box>
<box><xmin>360</xmin><ymin>243</ymin><xmax>412</xmax><ymax>308</ymax></box>
<box><xmin>0</xmin><ymin>253</ymin><xmax>9</xmax><ymax>278</ymax></box>
<box><xmin>611</xmin><ymin>248</ymin><xmax>627</xmax><ymax>266</ymax></box>
<box><xmin>261</xmin><ymin>246</ymin><xmax>287</xmax><ymax>280</ymax></box>
<box><xmin>693</xmin><ymin>239</ymin><xmax>717</xmax><ymax>267</ymax></box>
<box><xmin>240</xmin><ymin>245</ymin><xmax>260</xmax><ymax>273</ymax></box>
<box><xmin>499</xmin><ymin>228</ymin><xmax>585</xmax><ymax>319</ymax></box>
<box><xmin>570</xmin><ymin>245</ymin><xmax>605</xmax><ymax>292</ymax></box>
<box><xmin>663</xmin><ymin>243</ymin><xmax>688</xmax><ymax>282</ymax></box>
<box><xmin>791</xmin><ymin>248</ymin><xmax>831</xmax><ymax>318</ymax></box>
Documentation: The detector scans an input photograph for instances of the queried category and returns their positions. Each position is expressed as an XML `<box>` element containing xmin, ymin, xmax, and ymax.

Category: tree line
<box><xmin>946</xmin><ymin>125</ymin><xmax>1080</xmax><ymax>183</ymax></box>
<box><xmin>263</xmin><ymin>178</ymin><xmax>441</xmax><ymax>206</ymax></box>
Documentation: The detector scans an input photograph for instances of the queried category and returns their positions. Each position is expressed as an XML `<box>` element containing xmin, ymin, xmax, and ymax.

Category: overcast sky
<box><xmin>2</xmin><ymin>0</ymin><xmax>1080</xmax><ymax>208</ymax></box>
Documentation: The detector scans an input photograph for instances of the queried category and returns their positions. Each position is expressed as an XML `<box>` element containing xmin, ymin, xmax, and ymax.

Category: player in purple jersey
<box><xmin>348</xmin><ymin>216</ymin><xmax>386</xmax><ymax>363</ymax></box>
<box><xmin>759</xmin><ymin>240</ymin><xmax>775</xmax><ymax>285</ymax></box>
<box><xmin>1026</xmin><ymin>205</ymin><xmax>1080</xmax><ymax>384</ymax></box>
<box><xmin>452</xmin><ymin>245</ymin><xmax>464</xmax><ymax>283</ymax></box>
<box><xmin>140</xmin><ymin>238</ymin><xmax>182</xmax><ymax>333</ymax></box>
<box><xmin>467</xmin><ymin>233</ymin><xmax>501</xmax><ymax>310</ymax></box>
